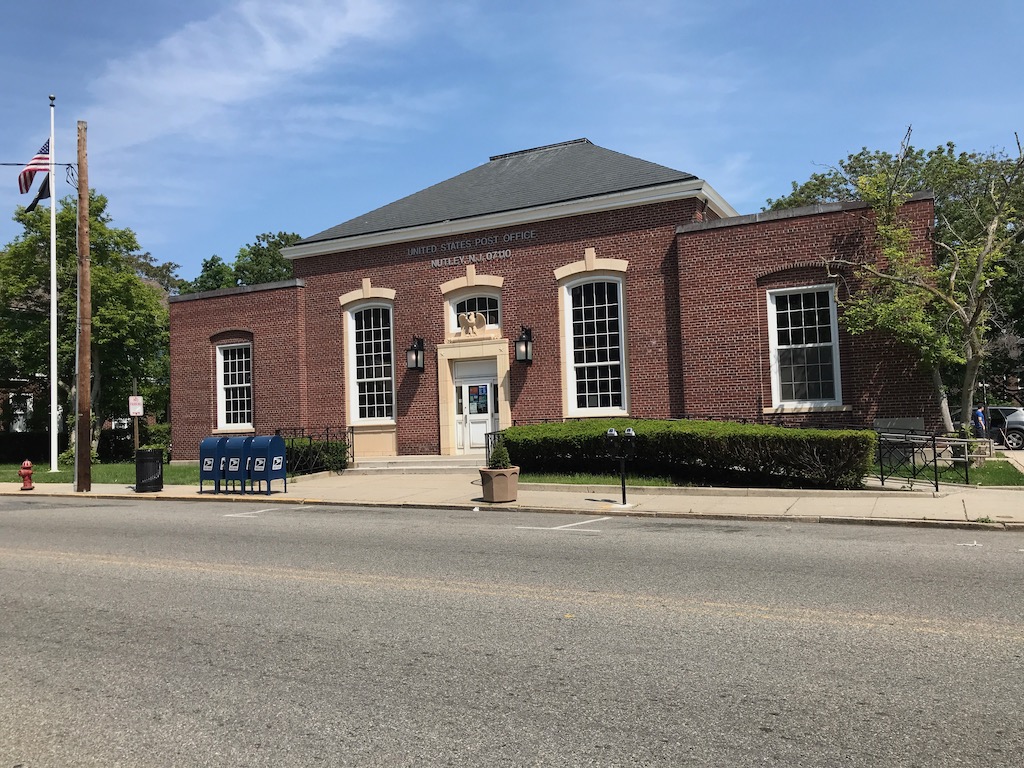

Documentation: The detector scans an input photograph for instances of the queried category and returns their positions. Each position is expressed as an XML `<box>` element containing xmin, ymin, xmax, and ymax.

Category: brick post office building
<box><xmin>169</xmin><ymin>139</ymin><xmax>938</xmax><ymax>461</ymax></box>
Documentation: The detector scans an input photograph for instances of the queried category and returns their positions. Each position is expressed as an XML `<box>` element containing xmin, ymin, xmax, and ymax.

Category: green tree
<box><xmin>178</xmin><ymin>254</ymin><xmax>236</xmax><ymax>294</ymax></box>
<box><xmin>768</xmin><ymin>130</ymin><xmax>1024</xmax><ymax>432</ymax></box>
<box><xmin>1</xmin><ymin>190</ymin><xmax>175</xmax><ymax>446</ymax></box>
<box><xmin>179</xmin><ymin>231</ymin><xmax>300</xmax><ymax>294</ymax></box>
<box><xmin>232</xmin><ymin>231</ymin><xmax>300</xmax><ymax>285</ymax></box>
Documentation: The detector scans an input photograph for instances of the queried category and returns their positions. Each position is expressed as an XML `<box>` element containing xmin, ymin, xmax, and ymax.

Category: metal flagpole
<box><xmin>49</xmin><ymin>95</ymin><xmax>58</xmax><ymax>472</ymax></box>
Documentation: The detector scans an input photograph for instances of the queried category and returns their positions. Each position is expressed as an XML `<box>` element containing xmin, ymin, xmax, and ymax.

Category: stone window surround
<box><xmin>554</xmin><ymin>247</ymin><xmax>629</xmax><ymax>418</ymax></box>
<box><xmin>339</xmin><ymin>279</ymin><xmax>399</xmax><ymax>456</ymax></box>
<box><xmin>440</xmin><ymin>265</ymin><xmax>505</xmax><ymax>342</ymax></box>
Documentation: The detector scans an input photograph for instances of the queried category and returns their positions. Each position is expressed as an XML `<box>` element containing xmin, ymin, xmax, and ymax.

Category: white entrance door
<box><xmin>455</xmin><ymin>379</ymin><xmax>498</xmax><ymax>453</ymax></box>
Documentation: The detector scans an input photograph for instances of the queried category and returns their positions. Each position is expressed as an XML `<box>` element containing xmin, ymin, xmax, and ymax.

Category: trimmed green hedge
<box><xmin>500</xmin><ymin>419</ymin><xmax>876</xmax><ymax>490</ymax></box>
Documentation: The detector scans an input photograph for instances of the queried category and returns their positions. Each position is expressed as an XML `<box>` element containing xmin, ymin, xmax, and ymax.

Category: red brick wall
<box><xmin>170</xmin><ymin>196</ymin><xmax>940</xmax><ymax>460</ymax></box>
<box><xmin>676</xmin><ymin>198</ymin><xmax>939</xmax><ymax>429</ymax></box>
<box><xmin>290</xmin><ymin>199</ymin><xmax>701</xmax><ymax>454</ymax></box>
<box><xmin>170</xmin><ymin>282</ymin><xmax>307</xmax><ymax>460</ymax></box>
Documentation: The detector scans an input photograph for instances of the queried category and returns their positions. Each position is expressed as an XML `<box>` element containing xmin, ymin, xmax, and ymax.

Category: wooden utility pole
<box><xmin>75</xmin><ymin>121</ymin><xmax>91</xmax><ymax>492</ymax></box>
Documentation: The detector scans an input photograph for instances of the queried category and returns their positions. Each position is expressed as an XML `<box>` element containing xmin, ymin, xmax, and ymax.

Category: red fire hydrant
<box><xmin>18</xmin><ymin>460</ymin><xmax>34</xmax><ymax>491</ymax></box>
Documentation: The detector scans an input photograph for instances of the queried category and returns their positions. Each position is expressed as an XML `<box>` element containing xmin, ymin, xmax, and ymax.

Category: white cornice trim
<box><xmin>283</xmin><ymin>180</ymin><xmax>739</xmax><ymax>261</ymax></box>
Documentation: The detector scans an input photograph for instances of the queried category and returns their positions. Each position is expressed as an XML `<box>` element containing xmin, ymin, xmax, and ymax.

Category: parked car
<box><xmin>987</xmin><ymin>406</ymin><xmax>1024</xmax><ymax>450</ymax></box>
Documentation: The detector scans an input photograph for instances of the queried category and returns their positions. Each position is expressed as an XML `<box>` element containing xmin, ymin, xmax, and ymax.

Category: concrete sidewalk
<box><xmin>3</xmin><ymin>467</ymin><xmax>1023</xmax><ymax>531</ymax></box>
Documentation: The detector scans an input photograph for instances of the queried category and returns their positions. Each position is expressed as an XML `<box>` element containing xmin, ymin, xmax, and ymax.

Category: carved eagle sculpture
<box><xmin>458</xmin><ymin>311</ymin><xmax>487</xmax><ymax>336</ymax></box>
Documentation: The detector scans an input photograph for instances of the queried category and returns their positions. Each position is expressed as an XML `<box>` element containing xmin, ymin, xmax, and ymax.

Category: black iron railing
<box><xmin>274</xmin><ymin>426</ymin><xmax>351</xmax><ymax>476</ymax></box>
<box><xmin>484</xmin><ymin>430</ymin><xmax>501</xmax><ymax>467</ymax></box>
<box><xmin>875</xmin><ymin>431</ymin><xmax>977</xmax><ymax>491</ymax></box>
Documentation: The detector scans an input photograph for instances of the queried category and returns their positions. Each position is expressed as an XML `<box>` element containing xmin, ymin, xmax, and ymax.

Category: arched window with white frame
<box><xmin>450</xmin><ymin>291</ymin><xmax>501</xmax><ymax>334</ymax></box>
<box><xmin>347</xmin><ymin>302</ymin><xmax>395</xmax><ymax>422</ymax></box>
<box><xmin>563</xmin><ymin>276</ymin><xmax>628</xmax><ymax>416</ymax></box>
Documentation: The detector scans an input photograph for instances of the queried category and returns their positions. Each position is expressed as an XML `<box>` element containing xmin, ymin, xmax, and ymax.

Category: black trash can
<box><xmin>135</xmin><ymin>449</ymin><xmax>164</xmax><ymax>492</ymax></box>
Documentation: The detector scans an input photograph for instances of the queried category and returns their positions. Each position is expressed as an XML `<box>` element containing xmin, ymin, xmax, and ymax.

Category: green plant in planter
<box><xmin>488</xmin><ymin>440</ymin><xmax>512</xmax><ymax>469</ymax></box>
<box><xmin>481</xmin><ymin>439</ymin><xmax>519</xmax><ymax>503</ymax></box>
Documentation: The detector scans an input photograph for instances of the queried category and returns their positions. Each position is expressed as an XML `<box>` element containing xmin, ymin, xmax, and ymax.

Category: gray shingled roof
<box><xmin>299</xmin><ymin>138</ymin><xmax>698</xmax><ymax>245</ymax></box>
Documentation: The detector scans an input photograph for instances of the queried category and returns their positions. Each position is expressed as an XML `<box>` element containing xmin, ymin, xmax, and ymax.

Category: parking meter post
<box><xmin>605</xmin><ymin>427</ymin><xmax>636</xmax><ymax>506</ymax></box>
<box><xmin>622</xmin><ymin>428</ymin><xmax>635</xmax><ymax>505</ymax></box>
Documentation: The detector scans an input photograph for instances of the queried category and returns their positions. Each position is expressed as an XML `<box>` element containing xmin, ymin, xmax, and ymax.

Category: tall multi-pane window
<box><xmin>568</xmin><ymin>279</ymin><xmax>625</xmax><ymax>412</ymax></box>
<box><xmin>217</xmin><ymin>343</ymin><xmax>252</xmax><ymax>429</ymax></box>
<box><xmin>768</xmin><ymin>286</ymin><xmax>841</xmax><ymax>405</ymax></box>
<box><xmin>353</xmin><ymin>305</ymin><xmax>394</xmax><ymax>420</ymax></box>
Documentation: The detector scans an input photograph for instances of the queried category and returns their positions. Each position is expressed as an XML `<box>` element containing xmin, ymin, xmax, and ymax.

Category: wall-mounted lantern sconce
<box><xmin>406</xmin><ymin>337</ymin><xmax>425</xmax><ymax>371</ymax></box>
<box><xmin>515</xmin><ymin>326</ymin><xmax>533</xmax><ymax>363</ymax></box>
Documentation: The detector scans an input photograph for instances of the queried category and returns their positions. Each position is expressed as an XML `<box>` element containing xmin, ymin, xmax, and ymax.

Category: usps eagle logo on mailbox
<box><xmin>254</xmin><ymin>458</ymin><xmax>266</xmax><ymax>472</ymax></box>
<box><xmin>272</xmin><ymin>456</ymin><xmax>284</xmax><ymax>470</ymax></box>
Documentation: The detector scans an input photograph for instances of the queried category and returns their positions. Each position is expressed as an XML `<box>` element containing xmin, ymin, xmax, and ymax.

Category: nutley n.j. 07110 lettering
<box><xmin>429</xmin><ymin>249</ymin><xmax>512</xmax><ymax>269</ymax></box>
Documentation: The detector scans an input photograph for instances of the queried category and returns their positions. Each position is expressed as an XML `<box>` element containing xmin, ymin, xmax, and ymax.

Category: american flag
<box><xmin>18</xmin><ymin>139</ymin><xmax>50</xmax><ymax>194</ymax></box>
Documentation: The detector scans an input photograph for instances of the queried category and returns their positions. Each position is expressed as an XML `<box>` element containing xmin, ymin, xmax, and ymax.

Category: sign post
<box><xmin>129</xmin><ymin>395</ymin><xmax>144</xmax><ymax>451</ymax></box>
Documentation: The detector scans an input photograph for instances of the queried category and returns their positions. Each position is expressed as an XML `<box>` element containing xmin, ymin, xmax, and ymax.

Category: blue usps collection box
<box><xmin>249</xmin><ymin>435</ymin><xmax>287</xmax><ymax>495</ymax></box>
<box><xmin>222</xmin><ymin>436</ymin><xmax>254</xmax><ymax>492</ymax></box>
<box><xmin>199</xmin><ymin>436</ymin><xmax>228</xmax><ymax>493</ymax></box>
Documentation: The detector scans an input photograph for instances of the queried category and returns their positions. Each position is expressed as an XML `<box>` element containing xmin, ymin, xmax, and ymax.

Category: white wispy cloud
<box><xmin>69</xmin><ymin>0</ymin><xmax>441</xmax><ymax>261</ymax></box>
<box><xmin>84</xmin><ymin>0</ymin><xmax>402</xmax><ymax>150</ymax></box>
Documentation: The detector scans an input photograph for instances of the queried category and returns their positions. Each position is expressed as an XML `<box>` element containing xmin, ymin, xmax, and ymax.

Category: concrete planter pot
<box><xmin>479</xmin><ymin>466</ymin><xmax>520</xmax><ymax>503</ymax></box>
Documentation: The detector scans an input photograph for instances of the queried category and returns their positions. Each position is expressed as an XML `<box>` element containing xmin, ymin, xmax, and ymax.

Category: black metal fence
<box><xmin>484</xmin><ymin>431</ymin><xmax>502</xmax><ymax>466</ymax></box>
<box><xmin>875</xmin><ymin>430</ymin><xmax>978</xmax><ymax>491</ymax></box>
<box><xmin>274</xmin><ymin>426</ymin><xmax>351</xmax><ymax>476</ymax></box>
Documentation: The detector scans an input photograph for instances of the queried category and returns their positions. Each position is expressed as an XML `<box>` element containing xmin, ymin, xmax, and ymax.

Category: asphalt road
<box><xmin>1</xmin><ymin>495</ymin><xmax>1022</xmax><ymax>767</ymax></box>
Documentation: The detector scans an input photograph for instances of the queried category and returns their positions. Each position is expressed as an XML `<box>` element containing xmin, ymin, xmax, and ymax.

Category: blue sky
<box><xmin>1</xmin><ymin>0</ymin><xmax>1021</xmax><ymax>282</ymax></box>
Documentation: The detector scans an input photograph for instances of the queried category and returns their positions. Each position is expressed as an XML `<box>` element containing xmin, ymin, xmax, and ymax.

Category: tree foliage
<box><xmin>0</xmin><ymin>191</ymin><xmax>174</xmax><ymax>441</ymax></box>
<box><xmin>233</xmin><ymin>231</ymin><xmax>301</xmax><ymax>286</ymax></box>
<box><xmin>181</xmin><ymin>255</ymin><xmax>235</xmax><ymax>293</ymax></box>
<box><xmin>179</xmin><ymin>231</ymin><xmax>300</xmax><ymax>294</ymax></box>
<box><xmin>768</xmin><ymin>130</ymin><xmax>1024</xmax><ymax>430</ymax></box>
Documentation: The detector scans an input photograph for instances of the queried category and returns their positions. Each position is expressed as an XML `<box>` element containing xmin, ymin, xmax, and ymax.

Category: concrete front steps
<box><xmin>345</xmin><ymin>454</ymin><xmax>484</xmax><ymax>475</ymax></box>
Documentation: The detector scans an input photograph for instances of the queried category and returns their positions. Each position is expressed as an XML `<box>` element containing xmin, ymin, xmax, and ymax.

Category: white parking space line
<box><xmin>517</xmin><ymin>516</ymin><xmax>611</xmax><ymax>532</ymax></box>
<box><xmin>223</xmin><ymin>508</ymin><xmax>277</xmax><ymax>518</ymax></box>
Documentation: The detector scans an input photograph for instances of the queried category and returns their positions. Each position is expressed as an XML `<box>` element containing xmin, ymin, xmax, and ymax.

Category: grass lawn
<box><xmin>941</xmin><ymin>457</ymin><xmax>1024</xmax><ymax>486</ymax></box>
<box><xmin>871</xmin><ymin>456</ymin><xmax>1024</xmax><ymax>487</ymax></box>
<box><xmin>2</xmin><ymin>463</ymin><xmax>201</xmax><ymax>486</ymax></box>
<box><xmin>521</xmin><ymin>471</ymin><xmax>677</xmax><ymax>486</ymax></box>
<box><xmin>5</xmin><ymin>457</ymin><xmax>1022</xmax><ymax>489</ymax></box>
